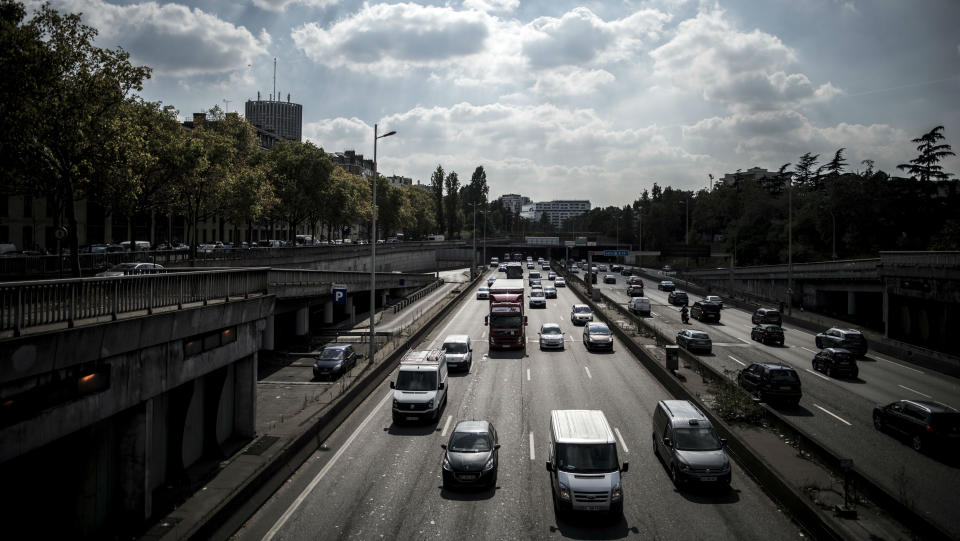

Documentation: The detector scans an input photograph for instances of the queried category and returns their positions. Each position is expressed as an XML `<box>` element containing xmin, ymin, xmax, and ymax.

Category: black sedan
<box><xmin>750</xmin><ymin>324</ymin><xmax>784</xmax><ymax>346</ymax></box>
<box><xmin>604</xmin><ymin>274</ymin><xmax>617</xmax><ymax>284</ymax></box>
<box><xmin>874</xmin><ymin>400</ymin><xmax>960</xmax><ymax>453</ymax></box>
<box><xmin>312</xmin><ymin>344</ymin><xmax>358</xmax><ymax>380</ymax></box>
<box><xmin>442</xmin><ymin>420</ymin><xmax>500</xmax><ymax>489</ymax></box>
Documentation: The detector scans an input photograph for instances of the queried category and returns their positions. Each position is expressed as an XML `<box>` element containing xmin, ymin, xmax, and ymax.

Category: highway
<box><xmin>595</xmin><ymin>268</ymin><xmax>960</xmax><ymax>538</ymax></box>
<box><xmin>234</xmin><ymin>267</ymin><xmax>801</xmax><ymax>540</ymax></box>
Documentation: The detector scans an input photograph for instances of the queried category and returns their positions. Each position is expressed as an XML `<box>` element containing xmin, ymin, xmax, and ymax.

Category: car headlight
<box><xmin>611</xmin><ymin>484</ymin><xmax>622</xmax><ymax>501</ymax></box>
<box><xmin>427</xmin><ymin>399</ymin><xmax>434</xmax><ymax>408</ymax></box>
<box><xmin>393</xmin><ymin>399</ymin><xmax>399</xmax><ymax>408</ymax></box>
<box><xmin>483</xmin><ymin>456</ymin><xmax>495</xmax><ymax>471</ymax></box>
<box><xmin>678</xmin><ymin>462</ymin><xmax>690</xmax><ymax>472</ymax></box>
<box><xmin>442</xmin><ymin>455</ymin><xmax>452</xmax><ymax>471</ymax></box>
<box><xmin>559</xmin><ymin>484</ymin><xmax>571</xmax><ymax>501</ymax></box>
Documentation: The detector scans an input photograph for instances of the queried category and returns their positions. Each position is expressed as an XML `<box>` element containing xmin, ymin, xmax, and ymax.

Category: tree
<box><xmin>265</xmin><ymin>140</ymin><xmax>333</xmax><ymax>239</ymax></box>
<box><xmin>430</xmin><ymin>165</ymin><xmax>445</xmax><ymax>234</ymax></box>
<box><xmin>444</xmin><ymin>171</ymin><xmax>460</xmax><ymax>238</ymax></box>
<box><xmin>824</xmin><ymin>148</ymin><xmax>847</xmax><ymax>178</ymax></box>
<box><xmin>897</xmin><ymin>125</ymin><xmax>955</xmax><ymax>181</ymax></box>
<box><xmin>0</xmin><ymin>1</ymin><xmax>152</xmax><ymax>275</ymax></box>
<box><xmin>794</xmin><ymin>152</ymin><xmax>820</xmax><ymax>190</ymax></box>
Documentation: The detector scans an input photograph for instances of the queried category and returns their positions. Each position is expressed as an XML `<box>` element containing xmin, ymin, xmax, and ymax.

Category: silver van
<box><xmin>546</xmin><ymin>410</ymin><xmax>628</xmax><ymax>517</ymax></box>
<box><xmin>441</xmin><ymin>334</ymin><xmax>472</xmax><ymax>372</ymax></box>
<box><xmin>628</xmin><ymin>297</ymin><xmax>651</xmax><ymax>317</ymax></box>
<box><xmin>652</xmin><ymin>400</ymin><xmax>730</xmax><ymax>488</ymax></box>
<box><xmin>391</xmin><ymin>349</ymin><xmax>448</xmax><ymax>423</ymax></box>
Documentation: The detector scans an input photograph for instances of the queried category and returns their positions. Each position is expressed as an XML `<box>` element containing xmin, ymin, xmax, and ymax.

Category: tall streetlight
<box><xmin>471</xmin><ymin>202</ymin><xmax>478</xmax><ymax>279</ymax></box>
<box><xmin>787</xmin><ymin>174</ymin><xmax>793</xmax><ymax>315</ymax></box>
<box><xmin>369</xmin><ymin>123</ymin><xmax>396</xmax><ymax>364</ymax></box>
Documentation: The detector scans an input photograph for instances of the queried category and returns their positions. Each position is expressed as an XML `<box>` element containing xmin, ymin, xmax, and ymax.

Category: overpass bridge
<box><xmin>0</xmin><ymin>266</ymin><xmax>438</xmax><ymax>536</ymax></box>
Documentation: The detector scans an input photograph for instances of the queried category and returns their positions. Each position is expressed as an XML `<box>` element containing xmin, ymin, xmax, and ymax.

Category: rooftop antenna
<box><xmin>273</xmin><ymin>57</ymin><xmax>277</xmax><ymax>102</ymax></box>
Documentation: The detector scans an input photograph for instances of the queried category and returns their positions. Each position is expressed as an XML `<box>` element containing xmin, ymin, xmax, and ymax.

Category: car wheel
<box><xmin>911</xmin><ymin>434</ymin><xmax>924</xmax><ymax>452</ymax></box>
<box><xmin>873</xmin><ymin>414</ymin><xmax>883</xmax><ymax>431</ymax></box>
<box><xmin>670</xmin><ymin>465</ymin><xmax>681</xmax><ymax>487</ymax></box>
<box><xmin>826</xmin><ymin>365</ymin><xmax>834</xmax><ymax>378</ymax></box>
<box><xmin>851</xmin><ymin>369</ymin><xmax>858</xmax><ymax>379</ymax></box>
<box><xmin>489</xmin><ymin>470</ymin><xmax>498</xmax><ymax>489</ymax></box>
<box><xmin>815</xmin><ymin>338</ymin><xmax>822</xmax><ymax>348</ymax></box>
<box><xmin>778</xmin><ymin>340</ymin><xmax>784</xmax><ymax>347</ymax></box>
<box><xmin>652</xmin><ymin>433</ymin><xmax>659</xmax><ymax>458</ymax></box>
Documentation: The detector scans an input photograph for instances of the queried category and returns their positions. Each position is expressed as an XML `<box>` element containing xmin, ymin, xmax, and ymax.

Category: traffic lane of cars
<box><xmin>523</xmin><ymin>292</ymin><xmax>798</xmax><ymax>538</ymax></box>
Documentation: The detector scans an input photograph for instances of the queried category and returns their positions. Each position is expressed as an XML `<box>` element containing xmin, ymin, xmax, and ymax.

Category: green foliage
<box><xmin>897</xmin><ymin>126</ymin><xmax>955</xmax><ymax>181</ymax></box>
<box><xmin>430</xmin><ymin>165</ymin><xmax>445</xmax><ymax>235</ymax></box>
<box><xmin>444</xmin><ymin>171</ymin><xmax>460</xmax><ymax>238</ymax></box>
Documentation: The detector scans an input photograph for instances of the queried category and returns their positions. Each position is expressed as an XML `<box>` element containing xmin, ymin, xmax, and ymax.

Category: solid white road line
<box><xmin>527</xmin><ymin>368</ymin><xmax>531</xmax><ymax>381</ymax></box>
<box><xmin>801</xmin><ymin>346</ymin><xmax>819</xmax><ymax>354</ymax></box>
<box><xmin>614</xmin><ymin>428</ymin><xmax>629</xmax><ymax>453</ymax></box>
<box><xmin>584</xmin><ymin>366</ymin><xmax>593</xmax><ymax>379</ymax></box>
<box><xmin>728</xmin><ymin>355</ymin><xmax>746</xmax><ymax>367</ymax></box>
<box><xmin>898</xmin><ymin>384</ymin><xmax>932</xmax><ymax>398</ymax></box>
<box><xmin>263</xmin><ymin>390</ymin><xmax>393</xmax><ymax>541</ymax></box>
<box><xmin>813</xmin><ymin>404</ymin><xmax>852</xmax><ymax>426</ymax></box>
<box><xmin>805</xmin><ymin>368</ymin><xmax>832</xmax><ymax>381</ymax></box>
<box><xmin>737</xmin><ymin>337</ymin><xmax>752</xmax><ymax>344</ymax></box>
<box><xmin>441</xmin><ymin>415</ymin><xmax>453</xmax><ymax>437</ymax></box>
<box><xmin>883</xmin><ymin>358</ymin><xmax>924</xmax><ymax>374</ymax></box>
<box><xmin>529</xmin><ymin>432</ymin><xmax>536</xmax><ymax>461</ymax></box>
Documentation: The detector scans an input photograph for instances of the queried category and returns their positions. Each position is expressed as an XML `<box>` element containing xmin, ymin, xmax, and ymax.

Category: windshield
<box><xmin>691</xmin><ymin>332</ymin><xmax>710</xmax><ymax>340</ymax></box>
<box><xmin>768</xmin><ymin>369</ymin><xmax>799</xmax><ymax>383</ymax></box>
<box><xmin>555</xmin><ymin>443</ymin><xmax>619</xmax><ymax>473</ymax></box>
<box><xmin>108</xmin><ymin>263</ymin><xmax>137</xmax><ymax>271</ymax></box>
<box><xmin>444</xmin><ymin>342</ymin><xmax>468</xmax><ymax>354</ymax></box>
<box><xmin>319</xmin><ymin>349</ymin><xmax>345</xmax><ymax>360</ymax></box>
<box><xmin>542</xmin><ymin>326</ymin><xmax>561</xmax><ymax>335</ymax></box>
<box><xmin>673</xmin><ymin>427</ymin><xmax>723</xmax><ymax>451</ymax></box>
<box><xmin>574</xmin><ymin>306</ymin><xmax>591</xmax><ymax>313</ymax></box>
<box><xmin>395</xmin><ymin>371</ymin><xmax>436</xmax><ymax>391</ymax></box>
<box><xmin>449</xmin><ymin>431</ymin><xmax>492</xmax><ymax>452</ymax></box>
<box><xmin>590</xmin><ymin>326</ymin><xmax>611</xmax><ymax>335</ymax></box>
<box><xmin>531</xmin><ymin>290</ymin><xmax>544</xmax><ymax>297</ymax></box>
<box><xmin>491</xmin><ymin>315</ymin><xmax>522</xmax><ymax>328</ymax></box>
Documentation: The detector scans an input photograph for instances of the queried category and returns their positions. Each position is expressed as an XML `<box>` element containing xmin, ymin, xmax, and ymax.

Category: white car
<box><xmin>539</xmin><ymin>323</ymin><xmax>565</xmax><ymax>350</ymax></box>
<box><xmin>570</xmin><ymin>304</ymin><xmax>594</xmax><ymax>325</ymax></box>
<box><xmin>477</xmin><ymin>286</ymin><xmax>490</xmax><ymax>299</ymax></box>
<box><xmin>555</xmin><ymin>277</ymin><xmax>566</xmax><ymax>287</ymax></box>
<box><xmin>96</xmin><ymin>262</ymin><xmax>164</xmax><ymax>277</ymax></box>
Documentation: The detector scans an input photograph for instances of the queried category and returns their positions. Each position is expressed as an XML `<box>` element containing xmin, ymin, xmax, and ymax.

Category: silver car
<box><xmin>570</xmin><ymin>304</ymin><xmax>594</xmax><ymax>325</ymax></box>
<box><xmin>538</xmin><ymin>323</ymin><xmax>565</xmax><ymax>350</ymax></box>
<box><xmin>676</xmin><ymin>329</ymin><xmax>712</xmax><ymax>354</ymax></box>
<box><xmin>477</xmin><ymin>286</ymin><xmax>490</xmax><ymax>300</ymax></box>
<box><xmin>583</xmin><ymin>322</ymin><xmax>614</xmax><ymax>351</ymax></box>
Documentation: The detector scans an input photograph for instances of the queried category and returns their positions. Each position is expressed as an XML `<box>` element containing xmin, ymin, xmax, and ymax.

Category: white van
<box><xmin>546</xmin><ymin>410</ymin><xmax>628</xmax><ymax>517</ymax></box>
<box><xmin>628</xmin><ymin>297</ymin><xmax>651</xmax><ymax>317</ymax></box>
<box><xmin>442</xmin><ymin>334</ymin><xmax>472</xmax><ymax>372</ymax></box>
<box><xmin>390</xmin><ymin>349</ymin><xmax>448</xmax><ymax>423</ymax></box>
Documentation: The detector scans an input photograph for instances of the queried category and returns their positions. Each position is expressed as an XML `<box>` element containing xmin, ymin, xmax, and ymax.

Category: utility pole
<box><xmin>787</xmin><ymin>173</ymin><xmax>793</xmax><ymax>315</ymax></box>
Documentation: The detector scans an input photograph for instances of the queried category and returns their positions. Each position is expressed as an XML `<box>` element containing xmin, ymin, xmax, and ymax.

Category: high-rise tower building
<box><xmin>245</xmin><ymin>92</ymin><xmax>302</xmax><ymax>149</ymax></box>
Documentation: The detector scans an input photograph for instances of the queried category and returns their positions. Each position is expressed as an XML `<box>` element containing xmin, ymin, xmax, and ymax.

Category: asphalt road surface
<box><xmin>234</xmin><ymin>268</ymin><xmax>803</xmax><ymax>540</ymax></box>
<box><xmin>597</xmin><ymin>268</ymin><xmax>960</xmax><ymax>538</ymax></box>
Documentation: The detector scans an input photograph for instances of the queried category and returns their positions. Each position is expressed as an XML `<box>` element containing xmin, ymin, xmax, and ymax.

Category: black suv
<box><xmin>751</xmin><ymin>308</ymin><xmax>782</xmax><ymax>326</ymax></box>
<box><xmin>667</xmin><ymin>291</ymin><xmax>689</xmax><ymax>306</ymax></box>
<box><xmin>737</xmin><ymin>363</ymin><xmax>802</xmax><ymax>407</ymax></box>
<box><xmin>812</xmin><ymin>348</ymin><xmax>859</xmax><ymax>378</ymax></box>
<box><xmin>815</xmin><ymin>328</ymin><xmax>868</xmax><ymax>357</ymax></box>
<box><xmin>750</xmin><ymin>324</ymin><xmax>784</xmax><ymax>346</ymax></box>
<box><xmin>873</xmin><ymin>400</ymin><xmax>960</xmax><ymax>453</ymax></box>
<box><xmin>691</xmin><ymin>301</ymin><xmax>721</xmax><ymax>323</ymax></box>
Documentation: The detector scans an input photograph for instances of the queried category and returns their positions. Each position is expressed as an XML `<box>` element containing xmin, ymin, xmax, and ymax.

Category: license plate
<box><xmin>459</xmin><ymin>474</ymin><xmax>478</xmax><ymax>480</ymax></box>
<box><xmin>701</xmin><ymin>476</ymin><xmax>717</xmax><ymax>482</ymax></box>
<box><xmin>583</xmin><ymin>505</ymin><xmax>602</xmax><ymax>511</ymax></box>
<box><xmin>780</xmin><ymin>386</ymin><xmax>792</xmax><ymax>390</ymax></box>
<box><xmin>406</xmin><ymin>416</ymin><xmax>418</xmax><ymax>421</ymax></box>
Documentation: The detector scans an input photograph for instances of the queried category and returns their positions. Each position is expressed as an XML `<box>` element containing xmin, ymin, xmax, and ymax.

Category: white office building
<box><xmin>521</xmin><ymin>200</ymin><xmax>590</xmax><ymax>228</ymax></box>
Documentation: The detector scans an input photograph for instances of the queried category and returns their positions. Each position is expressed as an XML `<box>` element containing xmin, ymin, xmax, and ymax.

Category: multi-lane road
<box><xmin>234</xmin><ymin>267</ymin><xmax>803</xmax><ymax>540</ymax></box>
<box><xmin>596</xmin><ymin>267</ymin><xmax>960</xmax><ymax>538</ymax></box>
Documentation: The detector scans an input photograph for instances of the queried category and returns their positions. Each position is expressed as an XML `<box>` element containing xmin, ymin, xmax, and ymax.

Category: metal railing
<box><xmin>392</xmin><ymin>280</ymin><xmax>444</xmax><ymax>313</ymax></box>
<box><xmin>0</xmin><ymin>268</ymin><xmax>270</xmax><ymax>336</ymax></box>
<box><xmin>682</xmin><ymin>258</ymin><xmax>881</xmax><ymax>281</ymax></box>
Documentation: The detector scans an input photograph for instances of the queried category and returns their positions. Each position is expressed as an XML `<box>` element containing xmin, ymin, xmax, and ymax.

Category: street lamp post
<box><xmin>787</xmin><ymin>173</ymin><xmax>793</xmax><ymax>315</ymax></box>
<box><xmin>472</xmin><ymin>202</ymin><xmax>477</xmax><ymax>279</ymax></box>
<box><xmin>370</xmin><ymin>123</ymin><xmax>396</xmax><ymax>364</ymax></box>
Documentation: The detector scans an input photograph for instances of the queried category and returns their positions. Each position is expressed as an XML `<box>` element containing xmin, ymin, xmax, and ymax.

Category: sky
<box><xmin>26</xmin><ymin>0</ymin><xmax>960</xmax><ymax>207</ymax></box>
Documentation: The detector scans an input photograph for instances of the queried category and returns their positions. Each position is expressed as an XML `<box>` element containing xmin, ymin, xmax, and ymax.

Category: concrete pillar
<box><xmin>295</xmin><ymin>306</ymin><xmax>309</xmax><ymax>336</ymax></box>
<box><xmin>381</xmin><ymin>292</ymin><xmax>388</xmax><ymax>308</ymax></box>
<box><xmin>882</xmin><ymin>286</ymin><xmax>889</xmax><ymax>338</ymax></box>
<box><xmin>181</xmin><ymin>378</ymin><xmax>205</xmax><ymax>469</ymax></box>
<box><xmin>234</xmin><ymin>353</ymin><xmax>256</xmax><ymax>439</ymax></box>
<box><xmin>847</xmin><ymin>290</ymin><xmax>857</xmax><ymax>316</ymax></box>
<box><xmin>323</xmin><ymin>300</ymin><xmax>334</xmax><ymax>324</ymax></box>
<box><xmin>262</xmin><ymin>314</ymin><xmax>275</xmax><ymax>350</ymax></box>
<box><xmin>346</xmin><ymin>296</ymin><xmax>356</xmax><ymax>324</ymax></box>
<box><xmin>119</xmin><ymin>400</ymin><xmax>152</xmax><ymax>523</ymax></box>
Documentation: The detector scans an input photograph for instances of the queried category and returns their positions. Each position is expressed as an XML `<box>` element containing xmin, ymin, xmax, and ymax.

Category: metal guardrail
<box><xmin>268</xmin><ymin>268</ymin><xmax>434</xmax><ymax>291</ymax></box>
<box><xmin>683</xmin><ymin>258</ymin><xmax>881</xmax><ymax>281</ymax></box>
<box><xmin>0</xmin><ymin>268</ymin><xmax>270</xmax><ymax>336</ymax></box>
<box><xmin>392</xmin><ymin>280</ymin><xmax>444</xmax><ymax>313</ymax></box>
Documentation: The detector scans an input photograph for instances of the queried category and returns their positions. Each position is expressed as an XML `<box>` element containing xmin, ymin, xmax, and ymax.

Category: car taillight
<box><xmin>926</xmin><ymin>425</ymin><xmax>934</xmax><ymax>432</ymax></box>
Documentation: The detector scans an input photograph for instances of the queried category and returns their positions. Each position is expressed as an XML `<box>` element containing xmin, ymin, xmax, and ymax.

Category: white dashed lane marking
<box><xmin>813</xmin><ymin>404</ymin><xmax>852</xmax><ymax>426</ymax></box>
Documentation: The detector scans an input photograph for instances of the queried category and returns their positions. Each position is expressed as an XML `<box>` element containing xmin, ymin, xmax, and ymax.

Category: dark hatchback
<box><xmin>441</xmin><ymin>420</ymin><xmax>500</xmax><ymax>489</ymax></box>
<box><xmin>691</xmin><ymin>301</ymin><xmax>720</xmax><ymax>323</ymax></box>
<box><xmin>312</xmin><ymin>344</ymin><xmax>358</xmax><ymax>380</ymax></box>
<box><xmin>668</xmin><ymin>291</ymin><xmax>689</xmax><ymax>306</ymax></box>
<box><xmin>751</xmin><ymin>308</ymin><xmax>782</xmax><ymax>326</ymax></box>
<box><xmin>873</xmin><ymin>400</ymin><xmax>960</xmax><ymax>453</ymax></box>
<box><xmin>750</xmin><ymin>324</ymin><xmax>785</xmax><ymax>346</ymax></box>
<box><xmin>812</xmin><ymin>348</ymin><xmax>858</xmax><ymax>379</ymax></box>
<box><xmin>737</xmin><ymin>363</ymin><xmax>802</xmax><ymax>407</ymax></box>
<box><xmin>627</xmin><ymin>285</ymin><xmax>644</xmax><ymax>297</ymax></box>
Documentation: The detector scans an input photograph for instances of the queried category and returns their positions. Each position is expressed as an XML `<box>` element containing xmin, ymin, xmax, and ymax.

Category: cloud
<box><xmin>252</xmin><ymin>0</ymin><xmax>338</xmax><ymax>13</ymax></box>
<box><xmin>462</xmin><ymin>0</ymin><xmax>518</xmax><ymax>13</ymax></box>
<box><xmin>650</xmin><ymin>9</ymin><xmax>839</xmax><ymax>110</ymax></box>
<box><xmin>531</xmin><ymin>68</ymin><xmax>616</xmax><ymax>96</ymax></box>
<box><xmin>31</xmin><ymin>0</ymin><xmax>269</xmax><ymax>77</ymax></box>
<box><xmin>304</xmin><ymin>101</ymin><xmax>705</xmax><ymax>204</ymax></box>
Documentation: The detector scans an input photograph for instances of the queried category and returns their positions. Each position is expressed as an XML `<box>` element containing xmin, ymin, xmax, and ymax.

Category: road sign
<box><xmin>332</xmin><ymin>284</ymin><xmax>347</xmax><ymax>305</ymax></box>
<box><xmin>603</xmin><ymin>249</ymin><xmax>629</xmax><ymax>257</ymax></box>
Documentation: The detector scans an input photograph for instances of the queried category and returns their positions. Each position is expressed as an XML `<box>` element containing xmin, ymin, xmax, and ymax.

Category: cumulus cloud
<box><xmin>531</xmin><ymin>68</ymin><xmax>616</xmax><ymax>96</ymax></box>
<box><xmin>252</xmin><ymin>0</ymin><xmax>338</xmax><ymax>13</ymax></box>
<box><xmin>462</xmin><ymin>0</ymin><xmax>518</xmax><ymax>13</ymax></box>
<box><xmin>31</xmin><ymin>0</ymin><xmax>269</xmax><ymax>77</ymax></box>
<box><xmin>305</xmin><ymin>102</ymin><xmax>705</xmax><ymax>204</ymax></box>
<box><xmin>650</xmin><ymin>9</ymin><xmax>839</xmax><ymax>110</ymax></box>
